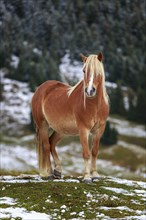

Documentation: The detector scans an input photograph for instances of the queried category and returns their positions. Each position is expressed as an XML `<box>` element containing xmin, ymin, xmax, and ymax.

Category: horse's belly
<box><xmin>49</xmin><ymin>117</ymin><xmax>79</xmax><ymax>135</ymax></box>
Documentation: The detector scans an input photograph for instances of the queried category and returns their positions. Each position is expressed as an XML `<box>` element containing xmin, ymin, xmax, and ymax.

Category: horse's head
<box><xmin>81</xmin><ymin>52</ymin><xmax>104</xmax><ymax>98</ymax></box>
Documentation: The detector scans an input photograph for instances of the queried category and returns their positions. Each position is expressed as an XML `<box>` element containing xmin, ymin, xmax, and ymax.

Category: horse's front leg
<box><xmin>79</xmin><ymin>129</ymin><xmax>91</xmax><ymax>183</ymax></box>
<box><xmin>91</xmin><ymin>124</ymin><xmax>106</xmax><ymax>180</ymax></box>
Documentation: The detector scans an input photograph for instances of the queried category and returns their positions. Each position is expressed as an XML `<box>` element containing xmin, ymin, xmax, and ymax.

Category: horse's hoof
<box><xmin>92</xmin><ymin>176</ymin><xmax>102</xmax><ymax>182</ymax></box>
<box><xmin>83</xmin><ymin>178</ymin><xmax>92</xmax><ymax>184</ymax></box>
<box><xmin>53</xmin><ymin>169</ymin><xmax>61</xmax><ymax>179</ymax></box>
<box><xmin>41</xmin><ymin>175</ymin><xmax>54</xmax><ymax>181</ymax></box>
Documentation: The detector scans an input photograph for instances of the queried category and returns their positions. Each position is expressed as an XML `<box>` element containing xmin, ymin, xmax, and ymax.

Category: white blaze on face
<box><xmin>87</xmin><ymin>73</ymin><xmax>94</xmax><ymax>95</ymax></box>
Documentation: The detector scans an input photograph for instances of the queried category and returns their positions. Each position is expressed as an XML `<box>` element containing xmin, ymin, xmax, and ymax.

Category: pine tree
<box><xmin>101</xmin><ymin>121</ymin><xmax>118</xmax><ymax>146</ymax></box>
<box><xmin>127</xmin><ymin>97</ymin><xmax>136</xmax><ymax>122</ymax></box>
<box><xmin>110</xmin><ymin>82</ymin><xmax>126</xmax><ymax>116</ymax></box>
<box><xmin>127</xmin><ymin>89</ymin><xmax>146</xmax><ymax>124</ymax></box>
<box><xmin>135</xmin><ymin>89</ymin><xmax>146</xmax><ymax>124</ymax></box>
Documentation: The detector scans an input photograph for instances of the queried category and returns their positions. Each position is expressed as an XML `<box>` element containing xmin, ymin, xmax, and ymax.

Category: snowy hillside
<box><xmin>0</xmin><ymin>68</ymin><xmax>145</xmax><ymax>179</ymax></box>
<box><xmin>0</xmin><ymin>71</ymin><xmax>33</xmax><ymax>135</ymax></box>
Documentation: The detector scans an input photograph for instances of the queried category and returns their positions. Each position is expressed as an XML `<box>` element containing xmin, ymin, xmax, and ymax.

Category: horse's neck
<box><xmin>69</xmin><ymin>80</ymin><xmax>108</xmax><ymax>110</ymax></box>
<box><xmin>96</xmin><ymin>82</ymin><xmax>109</xmax><ymax>119</ymax></box>
<box><xmin>68</xmin><ymin>80</ymin><xmax>84</xmax><ymax>104</ymax></box>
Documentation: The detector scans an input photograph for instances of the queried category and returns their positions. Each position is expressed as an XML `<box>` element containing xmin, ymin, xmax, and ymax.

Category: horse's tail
<box><xmin>35</xmin><ymin>122</ymin><xmax>52</xmax><ymax>177</ymax></box>
<box><xmin>35</xmin><ymin>125</ymin><xmax>43</xmax><ymax>172</ymax></box>
<box><xmin>32</xmin><ymin>86</ymin><xmax>52</xmax><ymax>177</ymax></box>
<box><xmin>36</xmin><ymin>125</ymin><xmax>46</xmax><ymax>175</ymax></box>
<box><xmin>32</xmin><ymin>90</ymin><xmax>45</xmax><ymax>174</ymax></box>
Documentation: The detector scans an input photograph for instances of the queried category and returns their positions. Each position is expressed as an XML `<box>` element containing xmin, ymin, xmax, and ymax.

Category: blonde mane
<box><xmin>68</xmin><ymin>55</ymin><xmax>109</xmax><ymax>105</ymax></box>
<box><xmin>68</xmin><ymin>80</ymin><xmax>83</xmax><ymax>97</ymax></box>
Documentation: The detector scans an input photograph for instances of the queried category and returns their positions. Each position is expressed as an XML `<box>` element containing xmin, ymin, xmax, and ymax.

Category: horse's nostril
<box><xmin>92</xmin><ymin>87</ymin><xmax>96</xmax><ymax>92</ymax></box>
<box><xmin>90</xmin><ymin>87</ymin><xmax>96</xmax><ymax>95</ymax></box>
<box><xmin>90</xmin><ymin>88</ymin><xmax>94</xmax><ymax>95</ymax></box>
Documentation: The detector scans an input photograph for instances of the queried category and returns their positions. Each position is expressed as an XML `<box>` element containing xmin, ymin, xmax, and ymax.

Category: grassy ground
<box><xmin>119</xmin><ymin>134</ymin><xmax>146</xmax><ymax>149</ymax></box>
<box><xmin>0</xmin><ymin>176</ymin><xmax>145</xmax><ymax>220</ymax></box>
<box><xmin>99</xmin><ymin>145</ymin><xmax>145</xmax><ymax>173</ymax></box>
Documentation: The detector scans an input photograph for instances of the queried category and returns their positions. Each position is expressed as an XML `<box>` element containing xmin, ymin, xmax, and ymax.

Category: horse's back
<box><xmin>35</xmin><ymin>80</ymin><xmax>68</xmax><ymax>94</ymax></box>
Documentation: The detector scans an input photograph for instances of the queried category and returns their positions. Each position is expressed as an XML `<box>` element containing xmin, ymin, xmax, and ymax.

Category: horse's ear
<box><xmin>97</xmin><ymin>52</ymin><xmax>103</xmax><ymax>62</ymax></box>
<box><xmin>80</xmin><ymin>53</ymin><xmax>87</xmax><ymax>63</ymax></box>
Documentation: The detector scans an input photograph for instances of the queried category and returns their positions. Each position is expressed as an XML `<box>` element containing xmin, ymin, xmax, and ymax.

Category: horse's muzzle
<box><xmin>85</xmin><ymin>87</ymin><xmax>96</xmax><ymax>98</ymax></box>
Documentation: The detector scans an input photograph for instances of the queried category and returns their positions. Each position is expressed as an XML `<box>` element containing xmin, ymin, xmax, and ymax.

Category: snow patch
<box><xmin>0</xmin><ymin>207</ymin><xmax>51</xmax><ymax>220</ymax></box>
<box><xmin>109</xmin><ymin>117</ymin><xmax>146</xmax><ymax>138</ymax></box>
<box><xmin>102</xmin><ymin>186</ymin><xmax>133</xmax><ymax>195</ymax></box>
<box><xmin>0</xmin><ymin>197</ymin><xmax>17</xmax><ymax>205</ymax></box>
<box><xmin>106</xmin><ymin>176</ymin><xmax>137</xmax><ymax>187</ymax></box>
<box><xmin>60</xmin><ymin>205</ymin><xmax>67</xmax><ymax>209</ymax></box>
<box><xmin>59</xmin><ymin>53</ymin><xmax>83</xmax><ymax>82</ymax></box>
<box><xmin>126</xmin><ymin>215</ymin><xmax>146</xmax><ymax>220</ymax></box>
<box><xmin>134</xmin><ymin>189</ymin><xmax>146</xmax><ymax>198</ymax></box>
<box><xmin>10</xmin><ymin>55</ymin><xmax>20</xmax><ymax>69</ymax></box>
<box><xmin>0</xmin><ymin>144</ymin><xmax>37</xmax><ymax>171</ymax></box>
<box><xmin>65</xmin><ymin>179</ymin><xmax>80</xmax><ymax>183</ymax></box>
<box><xmin>33</xmin><ymin>48</ymin><xmax>42</xmax><ymax>56</ymax></box>
<box><xmin>102</xmin><ymin>184</ymin><xmax>146</xmax><ymax>199</ymax></box>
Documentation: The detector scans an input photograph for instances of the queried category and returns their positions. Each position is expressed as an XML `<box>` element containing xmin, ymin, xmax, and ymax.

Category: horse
<box><xmin>31</xmin><ymin>52</ymin><xmax>109</xmax><ymax>183</ymax></box>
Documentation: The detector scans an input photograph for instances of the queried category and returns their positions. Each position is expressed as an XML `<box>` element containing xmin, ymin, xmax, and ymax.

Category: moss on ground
<box><xmin>0</xmin><ymin>176</ymin><xmax>145</xmax><ymax>220</ymax></box>
<box><xmin>0</xmin><ymin>170</ymin><xmax>38</xmax><ymax>176</ymax></box>
<box><xmin>99</xmin><ymin>146</ymin><xmax>145</xmax><ymax>172</ymax></box>
<box><xmin>119</xmin><ymin>134</ymin><xmax>146</xmax><ymax>149</ymax></box>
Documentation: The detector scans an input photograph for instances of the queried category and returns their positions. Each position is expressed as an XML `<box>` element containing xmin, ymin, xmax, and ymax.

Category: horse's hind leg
<box><xmin>37</xmin><ymin>121</ymin><xmax>53</xmax><ymax>179</ymax></box>
<box><xmin>49</xmin><ymin>131</ymin><xmax>63</xmax><ymax>178</ymax></box>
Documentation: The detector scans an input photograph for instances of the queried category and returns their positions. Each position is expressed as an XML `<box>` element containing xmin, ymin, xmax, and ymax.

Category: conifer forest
<box><xmin>0</xmin><ymin>0</ymin><xmax>146</xmax><ymax>125</ymax></box>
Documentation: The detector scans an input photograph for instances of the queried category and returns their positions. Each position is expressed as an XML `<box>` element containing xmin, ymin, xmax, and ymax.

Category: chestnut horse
<box><xmin>31</xmin><ymin>52</ymin><xmax>109</xmax><ymax>183</ymax></box>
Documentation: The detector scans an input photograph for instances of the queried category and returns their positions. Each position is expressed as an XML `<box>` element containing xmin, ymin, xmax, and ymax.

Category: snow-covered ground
<box><xmin>0</xmin><ymin>137</ymin><xmax>145</xmax><ymax>179</ymax></box>
<box><xmin>0</xmin><ymin>143</ymin><xmax>37</xmax><ymax>171</ymax></box>
<box><xmin>0</xmin><ymin>71</ymin><xmax>33</xmax><ymax>135</ymax></box>
<box><xmin>0</xmin><ymin>140</ymin><xmax>126</xmax><ymax>175</ymax></box>
<box><xmin>0</xmin><ymin>196</ymin><xmax>51</xmax><ymax>220</ymax></box>
<box><xmin>109</xmin><ymin>117</ymin><xmax>146</xmax><ymax>138</ymax></box>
